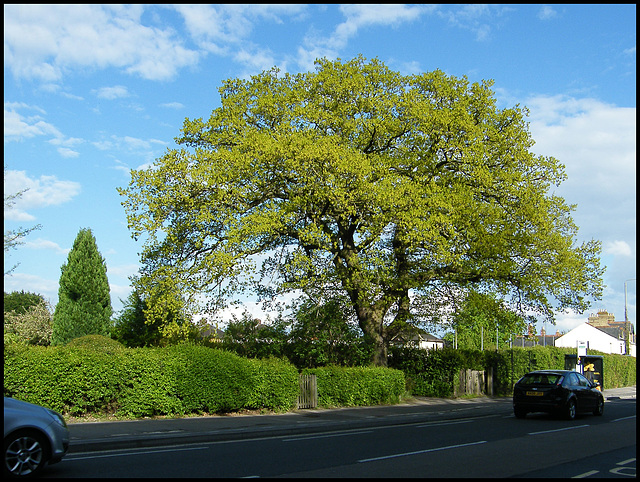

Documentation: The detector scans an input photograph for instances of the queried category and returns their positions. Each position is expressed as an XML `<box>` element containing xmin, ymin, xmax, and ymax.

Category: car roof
<box><xmin>524</xmin><ymin>370</ymin><xmax>574</xmax><ymax>375</ymax></box>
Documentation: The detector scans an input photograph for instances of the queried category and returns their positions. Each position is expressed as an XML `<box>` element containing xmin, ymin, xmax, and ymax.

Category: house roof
<box><xmin>555</xmin><ymin>322</ymin><xmax>621</xmax><ymax>343</ymax></box>
<box><xmin>391</xmin><ymin>330</ymin><xmax>444</xmax><ymax>343</ymax></box>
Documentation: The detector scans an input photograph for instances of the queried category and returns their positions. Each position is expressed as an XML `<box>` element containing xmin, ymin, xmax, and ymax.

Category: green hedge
<box><xmin>303</xmin><ymin>365</ymin><xmax>406</xmax><ymax>407</ymax></box>
<box><xmin>390</xmin><ymin>345</ymin><xmax>636</xmax><ymax>398</ymax></box>
<box><xmin>5</xmin><ymin>335</ymin><xmax>633</xmax><ymax>418</ymax></box>
<box><xmin>4</xmin><ymin>337</ymin><xmax>299</xmax><ymax>418</ymax></box>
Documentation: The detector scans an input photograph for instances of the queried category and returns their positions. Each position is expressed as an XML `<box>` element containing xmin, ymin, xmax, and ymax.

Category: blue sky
<box><xmin>4</xmin><ymin>4</ymin><xmax>636</xmax><ymax>335</ymax></box>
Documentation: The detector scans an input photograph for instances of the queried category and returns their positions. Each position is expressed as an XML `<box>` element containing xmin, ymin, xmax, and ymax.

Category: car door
<box><xmin>574</xmin><ymin>372</ymin><xmax>597</xmax><ymax>411</ymax></box>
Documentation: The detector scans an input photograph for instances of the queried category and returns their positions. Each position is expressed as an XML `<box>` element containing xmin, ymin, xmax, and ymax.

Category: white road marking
<box><xmin>358</xmin><ymin>440</ymin><xmax>487</xmax><ymax>463</ymax></box>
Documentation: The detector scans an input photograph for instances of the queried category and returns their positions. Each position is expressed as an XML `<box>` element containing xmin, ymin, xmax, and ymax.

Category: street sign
<box><xmin>577</xmin><ymin>341</ymin><xmax>588</xmax><ymax>357</ymax></box>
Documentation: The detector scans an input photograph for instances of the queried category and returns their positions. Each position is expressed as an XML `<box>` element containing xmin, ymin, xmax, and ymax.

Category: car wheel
<box><xmin>4</xmin><ymin>430</ymin><xmax>49</xmax><ymax>477</ymax></box>
<box><xmin>514</xmin><ymin>407</ymin><xmax>527</xmax><ymax>419</ymax></box>
<box><xmin>593</xmin><ymin>397</ymin><xmax>604</xmax><ymax>416</ymax></box>
<box><xmin>565</xmin><ymin>399</ymin><xmax>577</xmax><ymax>420</ymax></box>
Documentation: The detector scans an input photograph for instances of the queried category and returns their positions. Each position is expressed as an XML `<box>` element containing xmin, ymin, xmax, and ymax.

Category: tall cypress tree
<box><xmin>52</xmin><ymin>228</ymin><xmax>112</xmax><ymax>345</ymax></box>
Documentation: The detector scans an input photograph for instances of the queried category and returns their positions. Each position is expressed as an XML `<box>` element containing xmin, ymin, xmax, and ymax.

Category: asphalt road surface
<box><xmin>44</xmin><ymin>396</ymin><xmax>635</xmax><ymax>478</ymax></box>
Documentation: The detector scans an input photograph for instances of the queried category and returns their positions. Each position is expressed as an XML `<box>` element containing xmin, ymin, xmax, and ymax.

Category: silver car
<box><xmin>4</xmin><ymin>397</ymin><xmax>70</xmax><ymax>477</ymax></box>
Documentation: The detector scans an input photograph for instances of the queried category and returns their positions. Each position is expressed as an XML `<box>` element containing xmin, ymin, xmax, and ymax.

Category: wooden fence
<box><xmin>297</xmin><ymin>369</ymin><xmax>493</xmax><ymax>409</ymax></box>
<box><xmin>455</xmin><ymin>368</ymin><xmax>494</xmax><ymax>397</ymax></box>
<box><xmin>297</xmin><ymin>374</ymin><xmax>318</xmax><ymax>409</ymax></box>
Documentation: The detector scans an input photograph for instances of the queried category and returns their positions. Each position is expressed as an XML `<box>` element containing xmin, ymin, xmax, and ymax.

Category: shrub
<box><xmin>304</xmin><ymin>365</ymin><xmax>405</xmax><ymax>407</ymax></box>
<box><xmin>4</xmin><ymin>341</ymin><xmax>299</xmax><ymax>418</ymax></box>
<box><xmin>170</xmin><ymin>344</ymin><xmax>298</xmax><ymax>414</ymax></box>
<box><xmin>116</xmin><ymin>347</ymin><xmax>184</xmax><ymax>417</ymax></box>
<box><xmin>67</xmin><ymin>334</ymin><xmax>125</xmax><ymax>353</ymax></box>
<box><xmin>3</xmin><ymin>342</ymin><xmax>123</xmax><ymax>415</ymax></box>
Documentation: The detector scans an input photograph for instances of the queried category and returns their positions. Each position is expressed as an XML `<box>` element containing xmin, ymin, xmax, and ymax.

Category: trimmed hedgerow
<box><xmin>168</xmin><ymin>344</ymin><xmax>298</xmax><ymax>414</ymax></box>
<box><xmin>303</xmin><ymin>365</ymin><xmax>406</xmax><ymax>408</ymax></box>
<box><xmin>4</xmin><ymin>338</ymin><xmax>298</xmax><ymax>418</ymax></box>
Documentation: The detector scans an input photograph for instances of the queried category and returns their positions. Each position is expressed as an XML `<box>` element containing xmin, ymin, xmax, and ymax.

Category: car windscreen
<box><xmin>517</xmin><ymin>373</ymin><xmax>562</xmax><ymax>386</ymax></box>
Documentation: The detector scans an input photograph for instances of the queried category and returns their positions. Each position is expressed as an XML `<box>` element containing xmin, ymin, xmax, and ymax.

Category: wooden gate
<box><xmin>455</xmin><ymin>369</ymin><xmax>491</xmax><ymax>396</ymax></box>
<box><xmin>298</xmin><ymin>374</ymin><xmax>318</xmax><ymax>409</ymax></box>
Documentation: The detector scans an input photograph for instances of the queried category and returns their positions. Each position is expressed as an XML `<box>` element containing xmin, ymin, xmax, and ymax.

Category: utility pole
<box><xmin>624</xmin><ymin>278</ymin><xmax>635</xmax><ymax>322</ymax></box>
<box><xmin>624</xmin><ymin>278</ymin><xmax>635</xmax><ymax>355</ymax></box>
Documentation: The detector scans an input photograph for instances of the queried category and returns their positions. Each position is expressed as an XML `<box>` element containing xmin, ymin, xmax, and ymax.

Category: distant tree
<box><xmin>4</xmin><ymin>168</ymin><xmax>42</xmax><ymax>275</ymax></box>
<box><xmin>111</xmin><ymin>290</ymin><xmax>163</xmax><ymax>347</ymax></box>
<box><xmin>120</xmin><ymin>56</ymin><xmax>604</xmax><ymax>366</ymax></box>
<box><xmin>4</xmin><ymin>290</ymin><xmax>46</xmax><ymax>316</ymax></box>
<box><xmin>222</xmin><ymin>311</ymin><xmax>289</xmax><ymax>359</ymax></box>
<box><xmin>288</xmin><ymin>297</ymin><xmax>370</xmax><ymax>367</ymax></box>
<box><xmin>52</xmin><ymin>228</ymin><xmax>112</xmax><ymax>345</ymax></box>
<box><xmin>4</xmin><ymin>299</ymin><xmax>53</xmax><ymax>346</ymax></box>
<box><xmin>139</xmin><ymin>276</ymin><xmax>200</xmax><ymax>345</ymax></box>
<box><xmin>445</xmin><ymin>290</ymin><xmax>527</xmax><ymax>350</ymax></box>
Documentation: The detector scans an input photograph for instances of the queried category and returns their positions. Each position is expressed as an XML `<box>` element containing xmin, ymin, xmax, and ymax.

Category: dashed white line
<box><xmin>528</xmin><ymin>425</ymin><xmax>589</xmax><ymax>436</ymax></box>
<box><xmin>358</xmin><ymin>440</ymin><xmax>487</xmax><ymax>463</ymax></box>
<box><xmin>572</xmin><ymin>469</ymin><xmax>599</xmax><ymax>478</ymax></box>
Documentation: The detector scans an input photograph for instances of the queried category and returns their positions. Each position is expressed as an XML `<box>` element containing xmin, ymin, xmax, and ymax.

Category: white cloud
<box><xmin>297</xmin><ymin>4</ymin><xmax>431</xmax><ymax>71</ymax></box>
<box><xmin>4</xmin><ymin>4</ymin><xmax>199</xmax><ymax>82</ymax></box>
<box><xmin>4</xmin><ymin>104</ymin><xmax>62</xmax><ymax>142</ymax></box>
<box><xmin>436</xmin><ymin>4</ymin><xmax>507</xmax><ymax>42</ymax></box>
<box><xmin>5</xmin><ymin>103</ymin><xmax>88</xmax><ymax>161</ymax></box>
<box><xmin>335</xmin><ymin>4</ymin><xmax>426</xmax><ymax>45</ymax></box>
<box><xmin>106</xmin><ymin>263</ymin><xmax>140</xmax><ymax>279</ymax></box>
<box><xmin>537</xmin><ymin>6</ymin><xmax>558</xmax><ymax>20</ymax></box>
<box><xmin>95</xmin><ymin>85</ymin><xmax>131</xmax><ymax>100</ymax></box>
<box><xmin>55</xmin><ymin>147</ymin><xmax>80</xmax><ymax>158</ymax></box>
<box><xmin>234</xmin><ymin>47</ymin><xmax>279</xmax><ymax>76</ymax></box>
<box><xmin>3</xmin><ymin>170</ymin><xmax>82</xmax><ymax>221</ymax></box>
<box><xmin>604</xmin><ymin>241</ymin><xmax>633</xmax><ymax>257</ymax></box>
<box><xmin>551</xmin><ymin>309</ymin><xmax>588</xmax><ymax>335</ymax></box>
<box><xmin>160</xmin><ymin>102</ymin><xmax>185</xmax><ymax>110</ymax></box>
<box><xmin>2</xmin><ymin>272</ymin><xmax>58</xmax><ymax>302</ymax></box>
<box><xmin>23</xmin><ymin>238</ymin><xmax>70</xmax><ymax>255</ymax></box>
<box><xmin>174</xmin><ymin>4</ymin><xmax>306</xmax><ymax>50</ymax></box>
<box><xmin>526</xmin><ymin>96</ymin><xmax>636</xmax><ymax>242</ymax></box>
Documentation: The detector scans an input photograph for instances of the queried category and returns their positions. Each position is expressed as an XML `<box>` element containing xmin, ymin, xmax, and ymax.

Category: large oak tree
<box><xmin>119</xmin><ymin>56</ymin><xmax>603</xmax><ymax>366</ymax></box>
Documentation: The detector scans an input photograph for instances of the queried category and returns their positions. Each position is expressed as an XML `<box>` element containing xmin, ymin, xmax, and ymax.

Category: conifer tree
<box><xmin>52</xmin><ymin>228</ymin><xmax>112</xmax><ymax>345</ymax></box>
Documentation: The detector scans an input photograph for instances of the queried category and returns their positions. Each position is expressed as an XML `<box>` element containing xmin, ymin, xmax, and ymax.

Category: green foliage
<box><xmin>4</xmin><ymin>341</ymin><xmax>299</xmax><ymax>418</ymax></box>
<box><xmin>141</xmin><ymin>279</ymin><xmax>200</xmax><ymax>345</ymax></box>
<box><xmin>221</xmin><ymin>312</ymin><xmax>290</xmax><ymax>359</ymax></box>
<box><xmin>219</xmin><ymin>306</ymin><xmax>373</xmax><ymax>368</ymax></box>
<box><xmin>52</xmin><ymin>228</ymin><xmax>113</xmax><ymax>345</ymax></box>
<box><xmin>389</xmin><ymin>345</ymin><xmax>636</xmax><ymax>397</ymax></box>
<box><xmin>446</xmin><ymin>290</ymin><xmax>528</xmax><ymax>350</ymax></box>
<box><xmin>288</xmin><ymin>298</ymin><xmax>371</xmax><ymax>367</ymax></box>
<box><xmin>120</xmin><ymin>55</ymin><xmax>604</xmax><ymax>367</ymax></box>
<box><xmin>3</xmin><ymin>342</ymin><xmax>123</xmax><ymax>415</ymax></box>
<box><xmin>304</xmin><ymin>365</ymin><xmax>406</xmax><ymax>407</ymax></box>
<box><xmin>389</xmin><ymin>346</ymin><xmax>471</xmax><ymax>397</ymax></box>
<box><xmin>67</xmin><ymin>334</ymin><xmax>125</xmax><ymax>352</ymax></box>
<box><xmin>3</xmin><ymin>340</ymin><xmax>633</xmax><ymax>419</ymax></box>
<box><xmin>111</xmin><ymin>290</ymin><xmax>163</xmax><ymax>347</ymax></box>
<box><xmin>170</xmin><ymin>344</ymin><xmax>298</xmax><ymax>414</ymax></box>
<box><xmin>4</xmin><ymin>291</ymin><xmax>46</xmax><ymax>316</ymax></box>
<box><xmin>116</xmin><ymin>347</ymin><xmax>185</xmax><ymax>417</ymax></box>
<box><xmin>4</xmin><ymin>299</ymin><xmax>53</xmax><ymax>346</ymax></box>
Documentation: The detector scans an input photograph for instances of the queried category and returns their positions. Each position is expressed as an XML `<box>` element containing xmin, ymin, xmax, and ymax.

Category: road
<box><xmin>44</xmin><ymin>397</ymin><xmax>635</xmax><ymax>478</ymax></box>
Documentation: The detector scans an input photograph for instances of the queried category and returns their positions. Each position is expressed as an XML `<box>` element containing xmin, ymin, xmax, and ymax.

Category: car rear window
<box><xmin>518</xmin><ymin>373</ymin><xmax>562</xmax><ymax>385</ymax></box>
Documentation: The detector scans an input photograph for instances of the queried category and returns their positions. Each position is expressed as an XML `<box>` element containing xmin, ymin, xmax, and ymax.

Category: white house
<box><xmin>554</xmin><ymin>323</ymin><xmax>627</xmax><ymax>355</ymax></box>
<box><xmin>391</xmin><ymin>331</ymin><xmax>445</xmax><ymax>350</ymax></box>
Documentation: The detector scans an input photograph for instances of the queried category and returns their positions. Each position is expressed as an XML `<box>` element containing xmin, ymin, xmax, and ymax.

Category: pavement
<box><xmin>66</xmin><ymin>385</ymin><xmax>635</xmax><ymax>454</ymax></box>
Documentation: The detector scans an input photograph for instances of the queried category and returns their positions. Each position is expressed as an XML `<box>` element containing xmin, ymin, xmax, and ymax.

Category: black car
<box><xmin>513</xmin><ymin>369</ymin><xmax>604</xmax><ymax>420</ymax></box>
